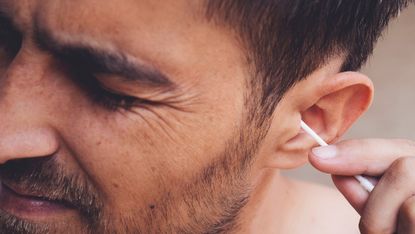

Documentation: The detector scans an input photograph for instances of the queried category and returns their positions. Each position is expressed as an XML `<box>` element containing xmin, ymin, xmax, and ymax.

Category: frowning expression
<box><xmin>0</xmin><ymin>0</ymin><xmax>262</xmax><ymax>233</ymax></box>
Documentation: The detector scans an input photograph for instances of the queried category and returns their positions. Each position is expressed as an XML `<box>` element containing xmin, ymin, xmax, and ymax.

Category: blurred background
<box><xmin>282</xmin><ymin>4</ymin><xmax>415</xmax><ymax>187</ymax></box>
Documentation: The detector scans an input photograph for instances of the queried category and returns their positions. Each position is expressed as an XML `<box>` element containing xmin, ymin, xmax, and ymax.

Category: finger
<box><xmin>397</xmin><ymin>196</ymin><xmax>415</xmax><ymax>234</ymax></box>
<box><xmin>359</xmin><ymin>157</ymin><xmax>415</xmax><ymax>234</ymax></box>
<box><xmin>332</xmin><ymin>175</ymin><xmax>369</xmax><ymax>214</ymax></box>
<box><xmin>309</xmin><ymin>139</ymin><xmax>415</xmax><ymax>176</ymax></box>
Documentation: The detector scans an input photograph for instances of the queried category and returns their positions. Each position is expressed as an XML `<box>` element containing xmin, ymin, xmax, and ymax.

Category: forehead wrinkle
<box><xmin>2</xmin><ymin>0</ymin><xmax>41</xmax><ymax>31</ymax></box>
<box><xmin>31</xmin><ymin>12</ymin><xmax>142</xmax><ymax>68</ymax></box>
<box><xmin>32</xmin><ymin>4</ymin><xmax>141</xmax><ymax>63</ymax></box>
<box><xmin>35</xmin><ymin>24</ymin><xmax>128</xmax><ymax>61</ymax></box>
<box><xmin>33</xmin><ymin>22</ymin><xmax>174</xmax><ymax>85</ymax></box>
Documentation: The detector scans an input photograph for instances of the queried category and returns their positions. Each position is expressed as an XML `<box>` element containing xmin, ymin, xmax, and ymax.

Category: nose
<box><xmin>0</xmin><ymin>126</ymin><xmax>59</xmax><ymax>164</ymax></box>
<box><xmin>0</xmin><ymin>49</ymin><xmax>61</xmax><ymax>164</ymax></box>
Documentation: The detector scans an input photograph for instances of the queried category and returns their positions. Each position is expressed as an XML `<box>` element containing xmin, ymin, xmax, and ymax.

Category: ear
<box><xmin>260</xmin><ymin>71</ymin><xmax>374</xmax><ymax>169</ymax></box>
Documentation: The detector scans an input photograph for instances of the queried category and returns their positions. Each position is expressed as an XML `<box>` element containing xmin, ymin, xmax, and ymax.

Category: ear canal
<box><xmin>300</xmin><ymin>105</ymin><xmax>326</xmax><ymax>138</ymax></box>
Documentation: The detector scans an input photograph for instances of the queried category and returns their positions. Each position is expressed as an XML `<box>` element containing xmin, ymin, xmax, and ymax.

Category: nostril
<box><xmin>0</xmin><ymin>127</ymin><xmax>60</xmax><ymax>164</ymax></box>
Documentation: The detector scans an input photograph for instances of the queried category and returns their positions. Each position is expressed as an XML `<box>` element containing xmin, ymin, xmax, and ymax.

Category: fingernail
<box><xmin>312</xmin><ymin>145</ymin><xmax>338</xmax><ymax>159</ymax></box>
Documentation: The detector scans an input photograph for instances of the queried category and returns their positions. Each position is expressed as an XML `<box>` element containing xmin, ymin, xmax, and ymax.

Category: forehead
<box><xmin>3</xmin><ymin>0</ymin><xmax>201</xmax><ymax>24</ymax></box>
<box><xmin>2</xmin><ymin>0</ymin><xmax>224</xmax><ymax>73</ymax></box>
<box><xmin>3</xmin><ymin>0</ymin><xmax>203</xmax><ymax>47</ymax></box>
<box><xmin>1</xmin><ymin>0</ymin><xmax>247</xmax><ymax>99</ymax></box>
<box><xmin>39</xmin><ymin>0</ymin><xmax>201</xmax><ymax>34</ymax></box>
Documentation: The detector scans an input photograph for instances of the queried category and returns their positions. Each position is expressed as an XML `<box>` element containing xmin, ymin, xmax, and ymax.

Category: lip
<box><xmin>0</xmin><ymin>182</ymin><xmax>75</xmax><ymax>219</ymax></box>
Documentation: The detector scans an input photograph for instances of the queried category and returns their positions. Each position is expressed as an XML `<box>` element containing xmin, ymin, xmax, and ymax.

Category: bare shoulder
<box><xmin>290</xmin><ymin>179</ymin><xmax>360</xmax><ymax>234</ymax></box>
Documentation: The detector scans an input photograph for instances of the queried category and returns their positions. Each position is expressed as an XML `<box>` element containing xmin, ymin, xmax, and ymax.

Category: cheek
<box><xmin>59</xmin><ymin>102</ymin><xmax>241</xmax><ymax>213</ymax></box>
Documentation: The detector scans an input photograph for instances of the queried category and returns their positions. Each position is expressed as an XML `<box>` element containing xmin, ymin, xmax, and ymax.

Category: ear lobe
<box><xmin>265</xmin><ymin>72</ymin><xmax>373</xmax><ymax>169</ymax></box>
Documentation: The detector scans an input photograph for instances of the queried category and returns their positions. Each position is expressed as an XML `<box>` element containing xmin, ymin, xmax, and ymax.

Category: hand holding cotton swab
<box><xmin>300</xmin><ymin>120</ymin><xmax>375</xmax><ymax>193</ymax></box>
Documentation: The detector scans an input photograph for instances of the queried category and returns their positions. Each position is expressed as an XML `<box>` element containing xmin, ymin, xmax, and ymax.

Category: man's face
<box><xmin>0</xmin><ymin>0</ymin><xmax>264</xmax><ymax>233</ymax></box>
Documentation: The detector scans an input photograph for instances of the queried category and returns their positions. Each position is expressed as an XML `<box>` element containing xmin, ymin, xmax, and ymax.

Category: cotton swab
<box><xmin>300</xmin><ymin>120</ymin><xmax>375</xmax><ymax>193</ymax></box>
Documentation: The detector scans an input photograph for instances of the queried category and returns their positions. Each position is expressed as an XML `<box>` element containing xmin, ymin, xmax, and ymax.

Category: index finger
<box><xmin>309</xmin><ymin>139</ymin><xmax>415</xmax><ymax>176</ymax></box>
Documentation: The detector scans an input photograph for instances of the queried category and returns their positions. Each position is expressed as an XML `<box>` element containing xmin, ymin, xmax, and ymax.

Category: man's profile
<box><xmin>0</xmin><ymin>0</ymin><xmax>413</xmax><ymax>233</ymax></box>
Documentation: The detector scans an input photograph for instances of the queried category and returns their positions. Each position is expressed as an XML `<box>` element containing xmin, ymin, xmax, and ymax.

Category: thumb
<box><xmin>308</xmin><ymin>139</ymin><xmax>415</xmax><ymax>176</ymax></box>
<box><xmin>308</xmin><ymin>139</ymin><xmax>407</xmax><ymax>214</ymax></box>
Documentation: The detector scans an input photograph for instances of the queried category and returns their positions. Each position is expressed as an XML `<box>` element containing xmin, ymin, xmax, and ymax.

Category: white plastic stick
<box><xmin>300</xmin><ymin>120</ymin><xmax>374</xmax><ymax>193</ymax></box>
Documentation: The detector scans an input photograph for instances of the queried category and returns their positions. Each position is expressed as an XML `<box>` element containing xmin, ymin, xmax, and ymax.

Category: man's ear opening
<box><xmin>263</xmin><ymin>72</ymin><xmax>374</xmax><ymax>169</ymax></box>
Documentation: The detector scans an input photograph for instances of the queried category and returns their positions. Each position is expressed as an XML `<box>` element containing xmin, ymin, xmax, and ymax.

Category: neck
<box><xmin>236</xmin><ymin>169</ymin><xmax>302</xmax><ymax>233</ymax></box>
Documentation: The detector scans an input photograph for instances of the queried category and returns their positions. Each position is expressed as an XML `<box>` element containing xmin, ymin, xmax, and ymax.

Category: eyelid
<box><xmin>94</xmin><ymin>74</ymin><xmax>142</xmax><ymax>95</ymax></box>
<box><xmin>91</xmin><ymin>77</ymin><xmax>144</xmax><ymax>111</ymax></box>
<box><xmin>64</xmin><ymin>64</ymin><xmax>140</xmax><ymax>111</ymax></box>
<box><xmin>65</xmin><ymin>58</ymin><xmax>162</xmax><ymax>111</ymax></box>
<box><xmin>98</xmin><ymin>81</ymin><xmax>156</xmax><ymax>106</ymax></box>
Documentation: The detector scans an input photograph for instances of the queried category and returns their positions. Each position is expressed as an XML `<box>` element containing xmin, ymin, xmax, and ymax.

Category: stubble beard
<box><xmin>0</xmin><ymin>114</ymin><xmax>268</xmax><ymax>234</ymax></box>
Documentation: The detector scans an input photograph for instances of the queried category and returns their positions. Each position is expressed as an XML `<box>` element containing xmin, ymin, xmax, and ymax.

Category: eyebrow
<box><xmin>33</xmin><ymin>27</ymin><xmax>175</xmax><ymax>89</ymax></box>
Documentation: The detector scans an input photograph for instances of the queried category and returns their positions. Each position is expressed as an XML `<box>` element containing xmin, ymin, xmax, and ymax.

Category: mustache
<box><xmin>0</xmin><ymin>157</ymin><xmax>103</xmax><ymax>225</ymax></box>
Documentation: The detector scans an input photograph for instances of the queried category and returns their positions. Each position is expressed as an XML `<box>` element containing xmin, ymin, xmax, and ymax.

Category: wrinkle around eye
<box><xmin>124</xmin><ymin>91</ymin><xmax>200</xmax><ymax>119</ymax></box>
<box><xmin>115</xmin><ymin>103</ymin><xmax>188</xmax><ymax>145</ymax></box>
<box><xmin>97</xmin><ymin>74</ymin><xmax>202</xmax><ymax>112</ymax></box>
<box><xmin>114</xmin><ymin>89</ymin><xmax>203</xmax><ymax>143</ymax></box>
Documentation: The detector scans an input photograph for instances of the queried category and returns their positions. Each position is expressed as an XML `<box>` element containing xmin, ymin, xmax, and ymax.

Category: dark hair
<box><xmin>205</xmin><ymin>0</ymin><xmax>412</xmax><ymax>122</ymax></box>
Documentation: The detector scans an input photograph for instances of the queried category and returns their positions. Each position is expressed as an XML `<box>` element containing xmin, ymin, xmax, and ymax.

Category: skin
<box><xmin>0</xmin><ymin>0</ymin><xmax>412</xmax><ymax>233</ymax></box>
<box><xmin>1</xmin><ymin>0</ymin><xmax>254</xmax><ymax>233</ymax></box>
<box><xmin>310</xmin><ymin>140</ymin><xmax>415</xmax><ymax>234</ymax></box>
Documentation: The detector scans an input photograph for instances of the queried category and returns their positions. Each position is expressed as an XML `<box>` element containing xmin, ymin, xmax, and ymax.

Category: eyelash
<box><xmin>0</xmin><ymin>24</ymin><xmax>142</xmax><ymax>112</ymax></box>
<box><xmin>74</xmin><ymin>70</ymin><xmax>143</xmax><ymax>112</ymax></box>
<box><xmin>91</xmin><ymin>81</ymin><xmax>139</xmax><ymax>111</ymax></box>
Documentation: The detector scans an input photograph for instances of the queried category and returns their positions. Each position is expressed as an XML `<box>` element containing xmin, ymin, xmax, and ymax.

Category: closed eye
<box><xmin>86</xmin><ymin>75</ymin><xmax>148</xmax><ymax>111</ymax></box>
<box><xmin>63</xmin><ymin>63</ymin><xmax>150</xmax><ymax>112</ymax></box>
